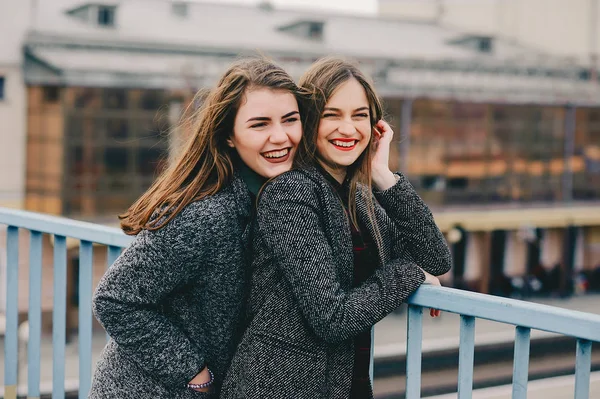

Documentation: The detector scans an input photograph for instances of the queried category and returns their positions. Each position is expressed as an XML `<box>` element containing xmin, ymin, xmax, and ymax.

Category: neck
<box><xmin>318</xmin><ymin>160</ymin><xmax>347</xmax><ymax>184</ymax></box>
<box><xmin>237</xmin><ymin>161</ymin><xmax>266</xmax><ymax>197</ymax></box>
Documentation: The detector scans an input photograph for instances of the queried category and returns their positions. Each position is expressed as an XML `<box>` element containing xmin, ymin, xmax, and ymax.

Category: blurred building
<box><xmin>0</xmin><ymin>1</ymin><xmax>30</xmax><ymax>208</ymax></box>
<box><xmin>378</xmin><ymin>0</ymin><xmax>600</xmax><ymax>70</ymax></box>
<box><xmin>3</xmin><ymin>0</ymin><xmax>600</xmax><ymax>295</ymax></box>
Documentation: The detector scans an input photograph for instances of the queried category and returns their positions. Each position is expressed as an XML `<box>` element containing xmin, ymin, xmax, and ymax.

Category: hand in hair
<box><xmin>371</xmin><ymin>120</ymin><xmax>397</xmax><ymax>191</ymax></box>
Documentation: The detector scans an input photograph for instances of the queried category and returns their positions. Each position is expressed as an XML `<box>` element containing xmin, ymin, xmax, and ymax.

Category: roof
<box><xmin>21</xmin><ymin>0</ymin><xmax>600</xmax><ymax>105</ymax></box>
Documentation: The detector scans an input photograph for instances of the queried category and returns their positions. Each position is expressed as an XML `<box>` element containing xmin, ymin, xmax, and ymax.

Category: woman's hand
<box><xmin>421</xmin><ymin>269</ymin><xmax>442</xmax><ymax>318</ymax></box>
<box><xmin>188</xmin><ymin>367</ymin><xmax>212</xmax><ymax>392</ymax></box>
<box><xmin>371</xmin><ymin>120</ymin><xmax>397</xmax><ymax>191</ymax></box>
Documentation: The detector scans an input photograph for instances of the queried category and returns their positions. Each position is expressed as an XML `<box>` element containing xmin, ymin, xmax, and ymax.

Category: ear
<box><xmin>226</xmin><ymin>138</ymin><xmax>235</xmax><ymax>148</ymax></box>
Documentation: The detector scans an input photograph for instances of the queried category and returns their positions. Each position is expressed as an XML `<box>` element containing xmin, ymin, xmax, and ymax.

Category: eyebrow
<box><xmin>246</xmin><ymin>116</ymin><xmax>270</xmax><ymax>123</ymax></box>
<box><xmin>246</xmin><ymin>110</ymin><xmax>299</xmax><ymax>123</ymax></box>
<box><xmin>323</xmin><ymin>106</ymin><xmax>369</xmax><ymax>112</ymax></box>
<box><xmin>281</xmin><ymin>111</ymin><xmax>299</xmax><ymax>119</ymax></box>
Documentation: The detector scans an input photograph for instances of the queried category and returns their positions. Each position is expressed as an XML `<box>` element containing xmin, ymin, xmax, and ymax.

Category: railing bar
<box><xmin>107</xmin><ymin>246</ymin><xmax>121</xmax><ymax>268</ymax></box>
<box><xmin>511</xmin><ymin>326</ymin><xmax>531</xmax><ymax>399</ymax></box>
<box><xmin>406</xmin><ymin>305</ymin><xmax>423</xmax><ymax>399</ymax></box>
<box><xmin>52</xmin><ymin>235</ymin><xmax>68</xmax><ymax>399</ymax></box>
<box><xmin>574</xmin><ymin>339</ymin><xmax>592</xmax><ymax>399</ymax></box>
<box><xmin>28</xmin><ymin>231</ymin><xmax>43</xmax><ymax>399</ymax></box>
<box><xmin>79</xmin><ymin>240</ymin><xmax>94</xmax><ymax>399</ymax></box>
<box><xmin>0</xmin><ymin>208</ymin><xmax>133</xmax><ymax>248</ymax></box>
<box><xmin>105</xmin><ymin>246</ymin><xmax>121</xmax><ymax>342</ymax></box>
<box><xmin>4</xmin><ymin>226</ymin><xmax>19</xmax><ymax>399</ymax></box>
<box><xmin>458</xmin><ymin>315</ymin><xmax>475</xmax><ymax>399</ymax></box>
<box><xmin>407</xmin><ymin>285</ymin><xmax>600</xmax><ymax>342</ymax></box>
<box><xmin>369</xmin><ymin>326</ymin><xmax>375</xmax><ymax>384</ymax></box>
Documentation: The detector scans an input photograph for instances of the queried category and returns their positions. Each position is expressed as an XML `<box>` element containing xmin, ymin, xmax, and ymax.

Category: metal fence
<box><xmin>1</xmin><ymin>207</ymin><xmax>599</xmax><ymax>398</ymax></box>
<box><xmin>0</xmin><ymin>207</ymin><xmax>133</xmax><ymax>399</ymax></box>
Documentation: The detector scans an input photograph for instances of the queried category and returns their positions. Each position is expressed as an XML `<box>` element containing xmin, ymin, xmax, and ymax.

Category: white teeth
<box><xmin>263</xmin><ymin>148</ymin><xmax>289</xmax><ymax>158</ymax></box>
<box><xmin>331</xmin><ymin>140</ymin><xmax>356</xmax><ymax>148</ymax></box>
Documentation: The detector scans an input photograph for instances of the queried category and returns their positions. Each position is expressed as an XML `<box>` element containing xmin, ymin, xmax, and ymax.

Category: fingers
<box><xmin>374</xmin><ymin>120</ymin><xmax>393</xmax><ymax>142</ymax></box>
<box><xmin>375</xmin><ymin>120</ymin><xmax>393</xmax><ymax>135</ymax></box>
<box><xmin>429</xmin><ymin>308</ymin><xmax>441</xmax><ymax>318</ymax></box>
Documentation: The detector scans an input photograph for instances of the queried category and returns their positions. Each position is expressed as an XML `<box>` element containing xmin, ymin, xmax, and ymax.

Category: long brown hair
<box><xmin>120</xmin><ymin>57</ymin><xmax>301</xmax><ymax>235</ymax></box>
<box><xmin>298</xmin><ymin>57</ymin><xmax>384</xmax><ymax>244</ymax></box>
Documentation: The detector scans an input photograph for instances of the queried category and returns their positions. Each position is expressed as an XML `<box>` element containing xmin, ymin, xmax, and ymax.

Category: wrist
<box><xmin>372</xmin><ymin>169</ymin><xmax>397</xmax><ymax>191</ymax></box>
<box><xmin>188</xmin><ymin>367</ymin><xmax>214</xmax><ymax>391</ymax></box>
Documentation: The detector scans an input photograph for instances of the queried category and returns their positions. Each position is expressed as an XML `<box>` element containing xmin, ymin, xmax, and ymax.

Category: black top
<box><xmin>320</xmin><ymin>170</ymin><xmax>377</xmax><ymax>397</ymax></box>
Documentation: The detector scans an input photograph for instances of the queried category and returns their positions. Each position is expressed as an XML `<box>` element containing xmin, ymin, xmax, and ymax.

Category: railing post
<box><xmin>405</xmin><ymin>305</ymin><xmax>423</xmax><ymax>398</ymax></box>
<box><xmin>512</xmin><ymin>326</ymin><xmax>531</xmax><ymax>399</ymax></box>
<box><xmin>574</xmin><ymin>339</ymin><xmax>592</xmax><ymax>399</ymax></box>
<box><xmin>4</xmin><ymin>226</ymin><xmax>19</xmax><ymax>399</ymax></box>
<box><xmin>53</xmin><ymin>235</ymin><xmax>68</xmax><ymax>399</ymax></box>
<box><xmin>28</xmin><ymin>230</ymin><xmax>43</xmax><ymax>399</ymax></box>
<box><xmin>79</xmin><ymin>241</ymin><xmax>94</xmax><ymax>399</ymax></box>
<box><xmin>458</xmin><ymin>315</ymin><xmax>475</xmax><ymax>399</ymax></box>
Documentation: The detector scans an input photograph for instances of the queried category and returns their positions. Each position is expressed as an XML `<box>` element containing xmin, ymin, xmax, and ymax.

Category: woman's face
<box><xmin>316</xmin><ymin>78</ymin><xmax>371</xmax><ymax>180</ymax></box>
<box><xmin>229</xmin><ymin>88</ymin><xmax>302</xmax><ymax>178</ymax></box>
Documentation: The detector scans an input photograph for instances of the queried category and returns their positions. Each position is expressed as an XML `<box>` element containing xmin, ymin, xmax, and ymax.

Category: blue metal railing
<box><xmin>406</xmin><ymin>286</ymin><xmax>600</xmax><ymax>398</ymax></box>
<box><xmin>0</xmin><ymin>207</ymin><xmax>133</xmax><ymax>399</ymax></box>
<box><xmin>1</xmin><ymin>207</ymin><xmax>600</xmax><ymax>398</ymax></box>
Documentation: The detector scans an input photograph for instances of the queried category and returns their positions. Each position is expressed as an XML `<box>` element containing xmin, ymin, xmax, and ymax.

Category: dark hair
<box><xmin>120</xmin><ymin>57</ymin><xmax>302</xmax><ymax>235</ymax></box>
<box><xmin>298</xmin><ymin>57</ymin><xmax>384</xmax><ymax>242</ymax></box>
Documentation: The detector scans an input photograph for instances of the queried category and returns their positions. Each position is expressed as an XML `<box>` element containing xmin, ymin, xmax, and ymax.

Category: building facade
<box><xmin>378</xmin><ymin>0</ymin><xmax>600</xmax><ymax>70</ymax></box>
<box><xmin>0</xmin><ymin>1</ymin><xmax>31</xmax><ymax>209</ymax></box>
<box><xmin>11</xmin><ymin>0</ymin><xmax>600</xmax><ymax>296</ymax></box>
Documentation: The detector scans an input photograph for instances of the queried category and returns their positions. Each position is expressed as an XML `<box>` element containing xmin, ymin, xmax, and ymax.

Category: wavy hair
<box><xmin>120</xmin><ymin>57</ymin><xmax>302</xmax><ymax>235</ymax></box>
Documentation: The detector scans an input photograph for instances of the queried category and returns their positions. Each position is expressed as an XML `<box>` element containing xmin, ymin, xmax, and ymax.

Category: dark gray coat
<box><xmin>221</xmin><ymin>167</ymin><xmax>452</xmax><ymax>398</ymax></box>
<box><xmin>89</xmin><ymin>175</ymin><xmax>253</xmax><ymax>399</ymax></box>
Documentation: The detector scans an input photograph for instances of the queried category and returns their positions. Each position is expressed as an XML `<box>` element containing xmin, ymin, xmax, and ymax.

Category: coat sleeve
<box><xmin>92</xmin><ymin>205</ymin><xmax>233</xmax><ymax>388</ymax></box>
<box><xmin>373</xmin><ymin>173</ymin><xmax>452</xmax><ymax>276</ymax></box>
<box><xmin>257</xmin><ymin>177</ymin><xmax>426</xmax><ymax>344</ymax></box>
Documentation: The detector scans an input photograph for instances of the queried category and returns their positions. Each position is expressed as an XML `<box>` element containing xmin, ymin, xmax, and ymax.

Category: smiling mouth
<box><xmin>262</xmin><ymin>147</ymin><xmax>292</xmax><ymax>163</ymax></box>
<box><xmin>330</xmin><ymin>139</ymin><xmax>359</xmax><ymax>151</ymax></box>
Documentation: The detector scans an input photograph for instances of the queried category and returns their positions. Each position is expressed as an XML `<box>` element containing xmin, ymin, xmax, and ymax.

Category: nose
<box><xmin>337</xmin><ymin>121</ymin><xmax>356</xmax><ymax>135</ymax></box>
<box><xmin>269</xmin><ymin>123</ymin><xmax>288</xmax><ymax>144</ymax></box>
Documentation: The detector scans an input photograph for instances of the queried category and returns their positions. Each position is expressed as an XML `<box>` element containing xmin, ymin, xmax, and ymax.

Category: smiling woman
<box><xmin>89</xmin><ymin>57</ymin><xmax>306</xmax><ymax>399</ymax></box>
<box><xmin>221</xmin><ymin>57</ymin><xmax>452</xmax><ymax>398</ymax></box>
<box><xmin>227</xmin><ymin>88</ymin><xmax>302</xmax><ymax>178</ymax></box>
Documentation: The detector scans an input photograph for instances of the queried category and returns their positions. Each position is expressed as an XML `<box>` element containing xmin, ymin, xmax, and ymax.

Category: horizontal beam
<box><xmin>0</xmin><ymin>207</ymin><xmax>133</xmax><ymax>248</ymax></box>
<box><xmin>408</xmin><ymin>286</ymin><xmax>600</xmax><ymax>342</ymax></box>
<box><xmin>432</xmin><ymin>203</ymin><xmax>600</xmax><ymax>232</ymax></box>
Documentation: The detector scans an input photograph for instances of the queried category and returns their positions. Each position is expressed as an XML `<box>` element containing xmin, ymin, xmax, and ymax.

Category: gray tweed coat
<box><xmin>89</xmin><ymin>174</ymin><xmax>253</xmax><ymax>399</ymax></box>
<box><xmin>221</xmin><ymin>167</ymin><xmax>452</xmax><ymax>398</ymax></box>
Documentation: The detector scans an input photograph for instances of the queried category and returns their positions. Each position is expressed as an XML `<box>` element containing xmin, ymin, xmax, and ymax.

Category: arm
<box><xmin>370</xmin><ymin>120</ymin><xmax>452</xmax><ymax>276</ymax></box>
<box><xmin>93</xmin><ymin>206</ymin><xmax>232</xmax><ymax>388</ymax></box>
<box><xmin>373</xmin><ymin>173</ymin><xmax>452</xmax><ymax>276</ymax></box>
<box><xmin>257</xmin><ymin>178</ymin><xmax>425</xmax><ymax>344</ymax></box>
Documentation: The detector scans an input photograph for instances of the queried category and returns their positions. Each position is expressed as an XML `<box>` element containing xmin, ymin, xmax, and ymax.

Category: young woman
<box><xmin>89</xmin><ymin>58</ymin><xmax>304</xmax><ymax>398</ymax></box>
<box><xmin>221</xmin><ymin>57</ymin><xmax>452</xmax><ymax>398</ymax></box>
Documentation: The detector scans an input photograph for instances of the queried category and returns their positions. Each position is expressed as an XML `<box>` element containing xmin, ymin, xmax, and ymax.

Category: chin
<box><xmin>263</xmin><ymin>164</ymin><xmax>293</xmax><ymax>179</ymax></box>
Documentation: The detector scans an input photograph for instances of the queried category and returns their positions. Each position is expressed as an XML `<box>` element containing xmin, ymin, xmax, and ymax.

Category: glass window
<box><xmin>98</xmin><ymin>6</ymin><xmax>115</xmax><ymax>26</ymax></box>
<box><xmin>43</xmin><ymin>86</ymin><xmax>60</xmax><ymax>103</ymax></box>
<box><xmin>103</xmin><ymin>89</ymin><xmax>127</xmax><ymax>109</ymax></box>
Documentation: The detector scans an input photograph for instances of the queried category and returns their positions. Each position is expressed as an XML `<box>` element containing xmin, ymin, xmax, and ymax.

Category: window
<box><xmin>478</xmin><ymin>37</ymin><xmax>493</xmax><ymax>53</ymax></box>
<box><xmin>43</xmin><ymin>86</ymin><xmax>60</xmax><ymax>103</ymax></box>
<box><xmin>308</xmin><ymin>22</ymin><xmax>323</xmax><ymax>39</ymax></box>
<box><xmin>278</xmin><ymin>20</ymin><xmax>325</xmax><ymax>41</ymax></box>
<box><xmin>172</xmin><ymin>2</ymin><xmax>188</xmax><ymax>18</ymax></box>
<box><xmin>98</xmin><ymin>6</ymin><xmax>115</xmax><ymax>27</ymax></box>
<box><xmin>0</xmin><ymin>76</ymin><xmax>5</xmax><ymax>100</ymax></box>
